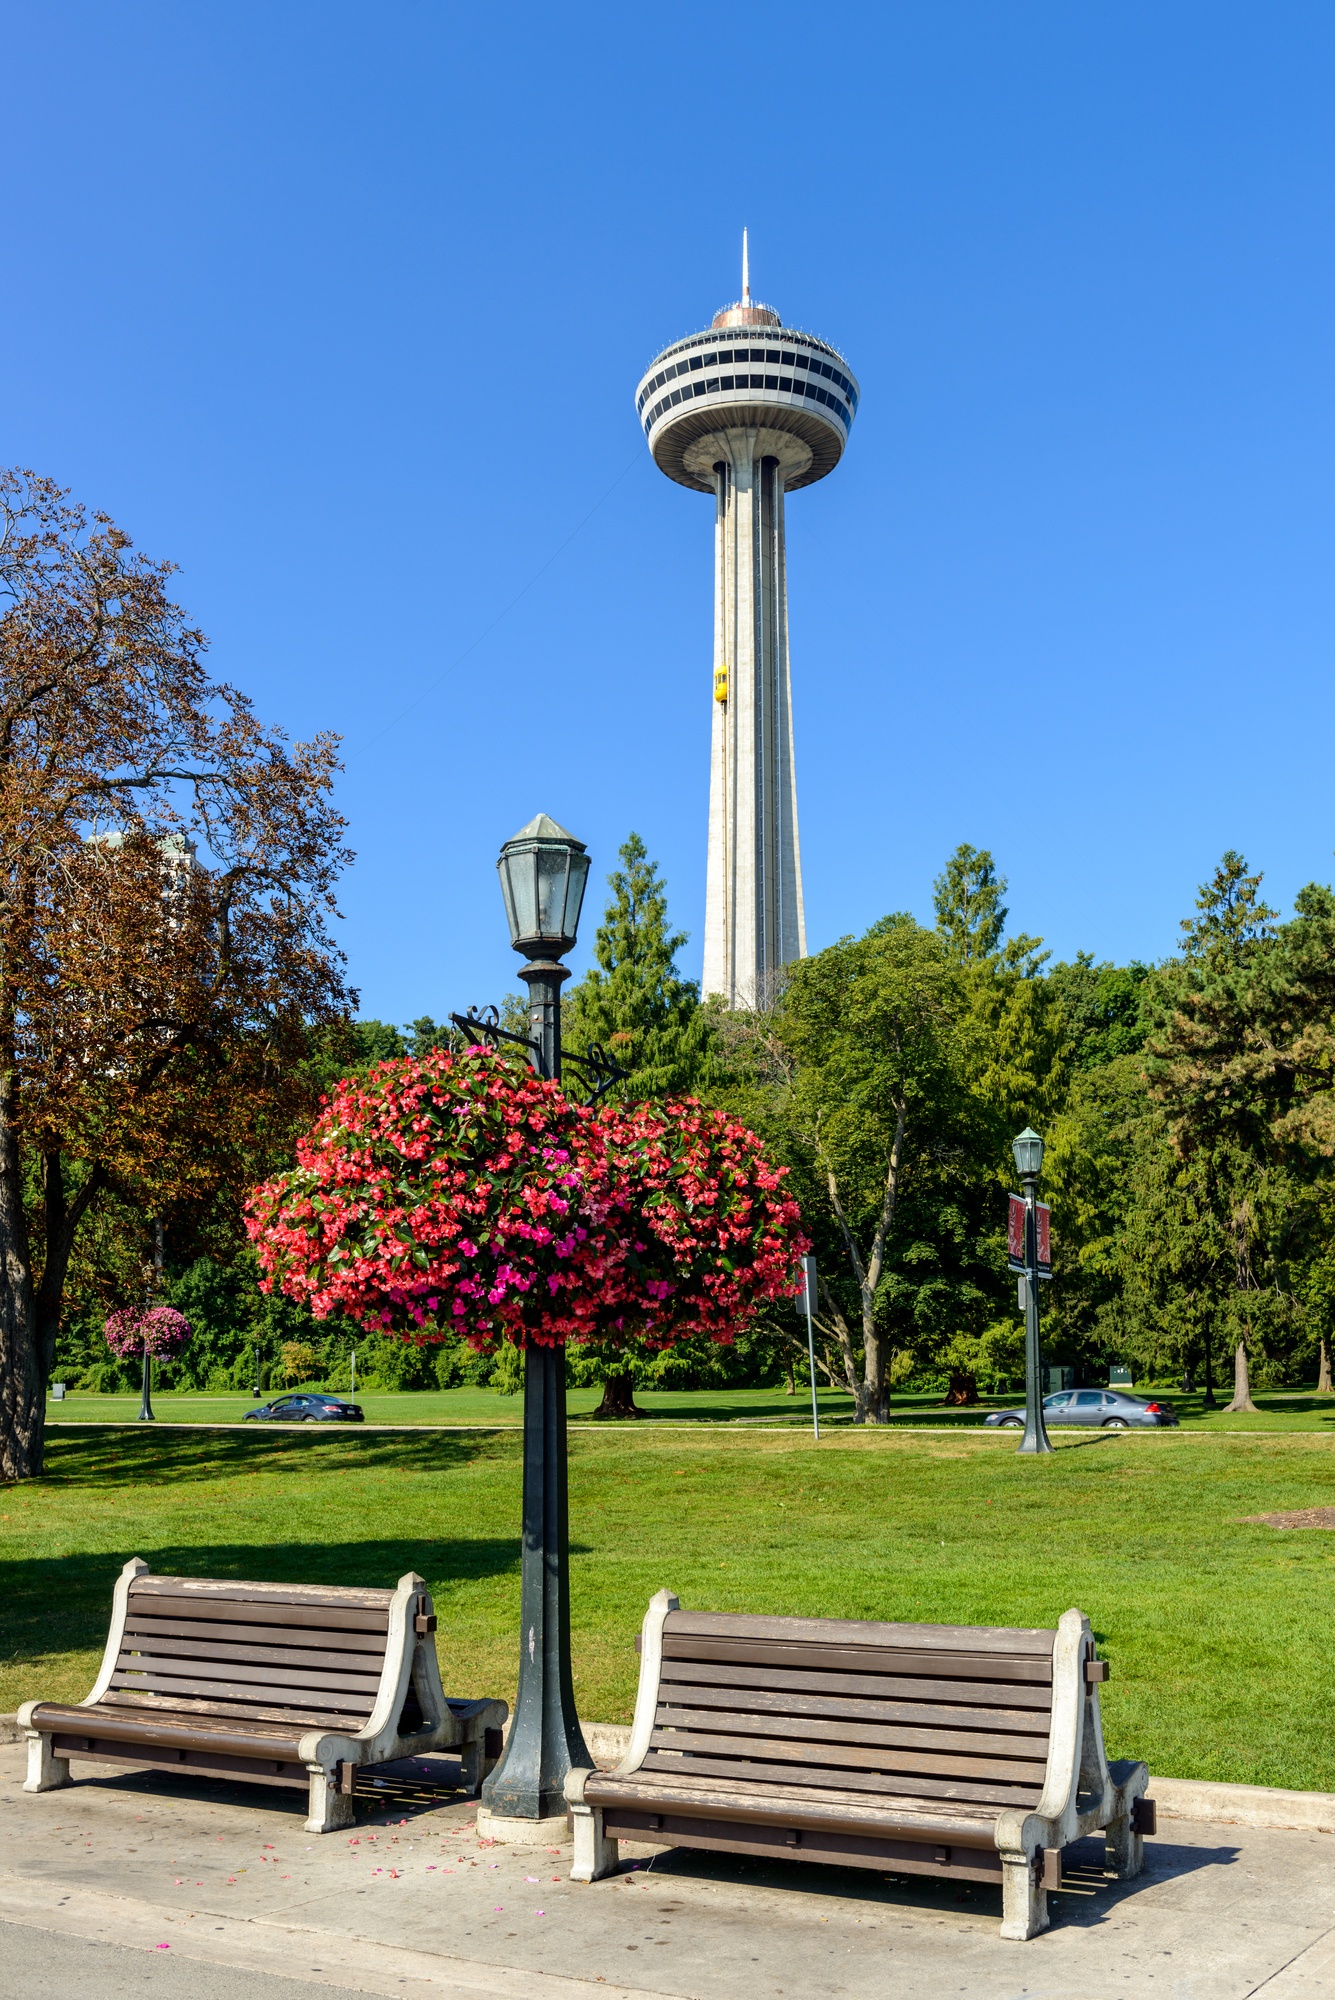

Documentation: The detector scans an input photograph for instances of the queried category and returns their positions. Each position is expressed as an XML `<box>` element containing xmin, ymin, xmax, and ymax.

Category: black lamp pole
<box><xmin>137</xmin><ymin>1336</ymin><xmax>155</xmax><ymax>1423</ymax></box>
<box><xmin>480</xmin><ymin>817</ymin><xmax>593</xmax><ymax>1823</ymax></box>
<box><xmin>1013</xmin><ymin>1128</ymin><xmax>1053</xmax><ymax>1457</ymax></box>
<box><xmin>137</xmin><ymin>1219</ymin><xmax>163</xmax><ymax>1424</ymax></box>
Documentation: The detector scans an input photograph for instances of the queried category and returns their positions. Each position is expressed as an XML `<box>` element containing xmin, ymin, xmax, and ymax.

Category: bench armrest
<box><xmin>614</xmin><ymin>1589</ymin><xmax>679</xmax><ymax>1778</ymax></box>
<box><xmin>565</xmin><ymin>1764</ymin><xmax>595</xmax><ymax>1806</ymax></box>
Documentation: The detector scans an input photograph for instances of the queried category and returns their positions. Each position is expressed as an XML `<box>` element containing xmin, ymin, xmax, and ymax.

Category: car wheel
<box><xmin>1000</xmin><ymin>1417</ymin><xmax>1023</xmax><ymax>1429</ymax></box>
<box><xmin>1102</xmin><ymin>1417</ymin><xmax>1129</xmax><ymax>1429</ymax></box>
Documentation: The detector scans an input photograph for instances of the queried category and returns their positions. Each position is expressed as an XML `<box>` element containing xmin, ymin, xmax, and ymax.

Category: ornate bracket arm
<box><xmin>449</xmin><ymin>1006</ymin><xmax>541</xmax><ymax>1058</ymax></box>
<box><xmin>560</xmin><ymin>1042</ymin><xmax>633</xmax><ymax>1105</ymax></box>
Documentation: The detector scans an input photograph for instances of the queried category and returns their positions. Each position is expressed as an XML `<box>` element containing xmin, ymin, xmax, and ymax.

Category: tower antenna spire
<box><xmin>742</xmin><ymin>227</ymin><xmax>750</xmax><ymax>303</ymax></box>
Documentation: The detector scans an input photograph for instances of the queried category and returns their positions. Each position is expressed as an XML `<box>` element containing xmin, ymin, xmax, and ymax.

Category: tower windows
<box><xmin>639</xmin><ymin>376</ymin><xmax>851</xmax><ymax>440</ymax></box>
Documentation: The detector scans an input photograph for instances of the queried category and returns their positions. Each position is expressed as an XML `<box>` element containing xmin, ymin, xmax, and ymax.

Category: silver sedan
<box><xmin>984</xmin><ymin>1389</ymin><xmax>1179</xmax><ymax>1429</ymax></box>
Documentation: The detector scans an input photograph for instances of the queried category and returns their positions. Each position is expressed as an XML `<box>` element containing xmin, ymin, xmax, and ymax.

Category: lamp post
<box><xmin>137</xmin><ymin>1219</ymin><xmax>164</xmax><ymax>1424</ymax></box>
<box><xmin>1010</xmin><ymin>1127</ymin><xmax>1053</xmax><ymax>1456</ymax></box>
<box><xmin>480</xmin><ymin>815</ymin><xmax>594</xmax><ymax>1827</ymax></box>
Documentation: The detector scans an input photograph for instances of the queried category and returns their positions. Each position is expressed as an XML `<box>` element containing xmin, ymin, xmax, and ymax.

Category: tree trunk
<box><xmin>943</xmin><ymin>1370</ymin><xmax>979</xmax><ymax>1407</ymax></box>
<box><xmin>1224</xmin><ymin>1338</ymin><xmax>1259</xmax><ymax>1415</ymax></box>
<box><xmin>591</xmin><ymin>1370</ymin><xmax>645</xmax><ymax>1420</ymax></box>
<box><xmin>1201</xmin><ymin>1329</ymin><xmax>1218</xmax><ymax>1409</ymax></box>
<box><xmin>784</xmin><ymin>1359</ymin><xmax>796</xmax><ymax>1396</ymax></box>
<box><xmin>1317</xmin><ymin>1333</ymin><xmax>1333</xmax><ymax>1394</ymax></box>
<box><xmin>0</xmin><ymin>1078</ymin><xmax>41</xmax><ymax>1481</ymax></box>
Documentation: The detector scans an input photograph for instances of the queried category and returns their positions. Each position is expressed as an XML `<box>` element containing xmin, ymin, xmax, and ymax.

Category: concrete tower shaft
<box><xmin>635</xmin><ymin>252</ymin><xmax>857</xmax><ymax>1009</ymax></box>
<box><xmin>703</xmin><ymin>429</ymin><xmax>806</xmax><ymax>1008</ymax></box>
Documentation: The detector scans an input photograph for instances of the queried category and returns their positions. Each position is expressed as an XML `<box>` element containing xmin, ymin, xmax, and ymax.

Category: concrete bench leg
<box><xmin>998</xmin><ymin>1847</ymin><xmax>1048</xmax><ymax>1941</ymax></box>
<box><xmin>305</xmin><ymin>1763</ymin><xmax>356</xmax><ymax>1835</ymax></box>
<box><xmin>23</xmin><ymin>1732</ymin><xmax>72</xmax><ymax>1795</ymax></box>
<box><xmin>1105</xmin><ymin>1812</ymin><xmax>1144</xmax><ymax>1880</ymax></box>
<box><xmin>569</xmin><ymin>1804</ymin><xmax>618</xmax><ymax>1883</ymax></box>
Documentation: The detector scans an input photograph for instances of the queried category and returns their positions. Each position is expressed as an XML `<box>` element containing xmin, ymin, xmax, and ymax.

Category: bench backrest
<box><xmin>647</xmin><ymin>1609</ymin><xmax>1056</xmax><ymax>1813</ymax></box>
<box><xmin>106</xmin><ymin>1575</ymin><xmax>403</xmax><ymax>1733</ymax></box>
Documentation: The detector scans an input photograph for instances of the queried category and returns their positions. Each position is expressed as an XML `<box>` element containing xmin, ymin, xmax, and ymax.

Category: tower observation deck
<box><xmin>635</xmin><ymin>236</ymin><xmax>858</xmax><ymax>1009</ymax></box>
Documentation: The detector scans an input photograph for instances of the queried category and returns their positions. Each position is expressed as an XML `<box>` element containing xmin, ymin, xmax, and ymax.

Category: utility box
<box><xmin>1109</xmin><ymin>1365</ymin><xmax>1134</xmax><ymax>1388</ymax></box>
<box><xmin>1042</xmin><ymin>1365</ymin><xmax>1075</xmax><ymax>1394</ymax></box>
<box><xmin>49</xmin><ymin>1383</ymin><xmax>66</xmax><ymax>1401</ymax></box>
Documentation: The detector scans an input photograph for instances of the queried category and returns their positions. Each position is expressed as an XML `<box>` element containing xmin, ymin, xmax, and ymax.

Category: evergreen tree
<box><xmin>1145</xmin><ymin>852</ymin><xmax>1288</xmax><ymax>1411</ymax></box>
<box><xmin>933</xmin><ymin>843</ymin><xmax>1008</xmax><ymax>962</ymax></box>
<box><xmin>565</xmin><ymin>833</ymin><xmax>711</xmax><ymax>1104</ymax></box>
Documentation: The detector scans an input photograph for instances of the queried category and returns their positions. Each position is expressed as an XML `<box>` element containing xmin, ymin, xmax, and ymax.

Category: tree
<box><xmin>1145</xmin><ymin>853</ymin><xmax>1285</xmax><ymax>1413</ymax></box>
<box><xmin>934</xmin><ymin>843</ymin><xmax>1047</xmax><ymax>976</ymax></box>
<box><xmin>564</xmin><ymin>833</ymin><xmax>712</xmax><ymax>1412</ymax></box>
<box><xmin>934</xmin><ymin>844</ymin><xmax>1009</xmax><ymax>964</ymax></box>
<box><xmin>565</xmin><ymin>834</ymin><xmax>711</xmax><ymax>1102</ymax></box>
<box><xmin>0</xmin><ymin>470</ymin><xmax>351</xmax><ymax>1480</ymax></box>
<box><xmin>773</xmin><ymin>918</ymin><xmax>979</xmax><ymax>1423</ymax></box>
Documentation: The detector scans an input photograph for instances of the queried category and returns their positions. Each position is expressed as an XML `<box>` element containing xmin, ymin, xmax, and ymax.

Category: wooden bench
<box><xmin>18</xmin><ymin>1558</ymin><xmax>508</xmax><ymax>1833</ymax></box>
<box><xmin>565</xmin><ymin>1591</ymin><xmax>1153</xmax><ymax>1940</ymax></box>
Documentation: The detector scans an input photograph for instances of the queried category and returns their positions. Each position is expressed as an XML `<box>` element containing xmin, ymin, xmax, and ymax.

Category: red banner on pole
<box><xmin>1007</xmin><ymin>1194</ymin><xmax>1026</xmax><ymax>1262</ymax></box>
<box><xmin>1008</xmin><ymin>1196</ymin><xmax>1052</xmax><ymax>1274</ymax></box>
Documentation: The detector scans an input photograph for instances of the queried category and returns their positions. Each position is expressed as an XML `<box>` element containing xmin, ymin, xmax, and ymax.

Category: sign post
<box><xmin>797</xmin><ymin>1255</ymin><xmax>820</xmax><ymax>1441</ymax></box>
<box><xmin>1007</xmin><ymin>1128</ymin><xmax>1054</xmax><ymax>1456</ymax></box>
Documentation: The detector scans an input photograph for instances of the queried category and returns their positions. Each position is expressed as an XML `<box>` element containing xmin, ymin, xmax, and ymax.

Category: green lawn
<box><xmin>43</xmin><ymin>1381</ymin><xmax>1335</xmax><ymax>1430</ymax></box>
<box><xmin>4</xmin><ymin>1422</ymin><xmax>1334</xmax><ymax>1792</ymax></box>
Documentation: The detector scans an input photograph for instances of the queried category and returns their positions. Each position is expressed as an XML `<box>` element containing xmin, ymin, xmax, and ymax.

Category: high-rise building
<box><xmin>635</xmin><ymin>236</ymin><xmax>858</xmax><ymax>1008</ymax></box>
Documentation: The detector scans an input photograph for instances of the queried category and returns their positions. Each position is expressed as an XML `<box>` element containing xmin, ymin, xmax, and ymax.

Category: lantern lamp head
<box><xmin>1012</xmin><ymin>1126</ymin><xmax>1044</xmax><ymax>1180</ymax></box>
<box><xmin>497</xmin><ymin>814</ymin><xmax>591</xmax><ymax>960</ymax></box>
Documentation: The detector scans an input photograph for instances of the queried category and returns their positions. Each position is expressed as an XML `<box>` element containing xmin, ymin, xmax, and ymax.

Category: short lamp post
<box><xmin>1012</xmin><ymin>1127</ymin><xmax>1053</xmax><ymax>1456</ymax></box>
<box><xmin>480</xmin><ymin>815</ymin><xmax>593</xmax><ymax>1826</ymax></box>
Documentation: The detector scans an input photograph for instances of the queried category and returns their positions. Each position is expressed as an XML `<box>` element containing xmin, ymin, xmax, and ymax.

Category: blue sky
<box><xmin>4</xmin><ymin>4</ymin><xmax>1335</xmax><ymax>1021</ymax></box>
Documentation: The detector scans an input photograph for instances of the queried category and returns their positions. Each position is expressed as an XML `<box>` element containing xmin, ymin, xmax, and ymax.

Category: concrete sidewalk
<box><xmin>1</xmin><ymin>1742</ymin><xmax>1332</xmax><ymax>1999</ymax></box>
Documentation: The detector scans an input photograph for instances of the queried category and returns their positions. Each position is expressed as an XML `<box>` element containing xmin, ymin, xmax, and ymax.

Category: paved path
<box><xmin>2</xmin><ymin>1744</ymin><xmax>1333</xmax><ymax>1997</ymax></box>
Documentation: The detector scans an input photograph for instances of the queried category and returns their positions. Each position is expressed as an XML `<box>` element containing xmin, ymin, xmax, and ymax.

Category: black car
<box><xmin>243</xmin><ymin>1393</ymin><xmax>364</xmax><ymax>1423</ymax></box>
<box><xmin>984</xmin><ymin>1388</ymin><xmax>1179</xmax><ymax>1429</ymax></box>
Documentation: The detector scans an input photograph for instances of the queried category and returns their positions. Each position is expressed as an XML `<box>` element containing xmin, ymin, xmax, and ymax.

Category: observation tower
<box><xmin>635</xmin><ymin>234</ymin><xmax>859</xmax><ymax>1008</ymax></box>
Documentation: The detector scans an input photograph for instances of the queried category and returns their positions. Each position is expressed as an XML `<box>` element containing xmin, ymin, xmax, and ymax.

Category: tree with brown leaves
<box><xmin>0</xmin><ymin>469</ymin><xmax>352</xmax><ymax>1480</ymax></box>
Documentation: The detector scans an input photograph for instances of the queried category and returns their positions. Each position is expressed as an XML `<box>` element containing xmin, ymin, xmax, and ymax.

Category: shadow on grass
<box><xmin>1</xmin><ymin>1537</ymin><xmax>522</xmax><ymax>1686</ymax></box>
<box><xmin>40</xmin><ymin>1422</ymin><xmax>515</xmax><ymax>1487</ymax></box>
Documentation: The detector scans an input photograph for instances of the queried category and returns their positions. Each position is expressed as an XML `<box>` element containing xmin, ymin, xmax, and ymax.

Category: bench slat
<box><xmin>660</xmin><ymin>1637</ymin><xmax>1052</xmax><ymax>1683</ymax></box>
<box><xmin>34</xmin><ymin>1703</ymin><xmax>306</xmax><ymax>1755</ymax></box>
<box><xmin>655</xmin><ymin>1706</ymin><xmax>1049</xmax><ymax>1760</ymax></box>
<box><xmin>639</xmin><ymin>1748</ymin><xmax>1042</xmax><ymax>1809</ymax></box>
<box><xmin>126</xmin><ymin>1596</ymin><xmax>389</xmax><ymax>1635</ymax></box>
<box><xmin>109</xmin><ymin>1670</ymin><xmax>373</xmax><ymax>1713</ymax></box>
<box><xmin>594</xmin><ymin>1764</ymin><xmax>1021</xmax><ymax>1820</ymax></box>
<box><xmin>75</xmin><ymin>1702</ymin><xmax>314</xmax><ymax>1741</ymax></box>
<box><xmin>659</xmin><ymin>1657</ymin><xmax>1052</xmax><ymax>1709</ymax></box>
<box><xmin>121</xmin><ymin>1633</ymin><xmax>387</xmax><ymax>1674</ymax></box>
<box><xmin>666</xmin><ymin>1611</ymin><xmax>1056</xmax><ymax>1656</ymax></box>
<box><xmin>655</xmin><ymin>1682</ymin><xmax>1051</xmax><ymax>1734</ymax></box>
<box><xmin>122</xmin><ymin>1615</ymin><xmax>388</xmax><ymax>1656</ymax></box>
<box><xmin>116</xmin><ymin>1651</ymin><xmax>383</xmax><ymax>1695</ymax></box>
<box><xmin>132</xmin><ymin>1577</ymin><xmax>395</xmax><ymax>1610</ymax></box>
<box><xmin>648</xmin><ymin>1729</ymin><xmax>1047</xmax><ymax>1786</ymax></box>
<box><xmin>92</xmin><ymin>1689</ymin><xmax>371</xmax><ymax>1729</ymax></box>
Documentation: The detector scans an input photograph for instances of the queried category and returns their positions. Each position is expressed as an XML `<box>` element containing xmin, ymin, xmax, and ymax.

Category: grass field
<box><xmin>41</xmin><ymin>1382</ymin><xmax>1335</xmax><ymax>1430</ymax></box>
<box><xmin>4</xmin><ymin>1422</ymin><xmax>1334</xmax><ymax>1792</ymax></box>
